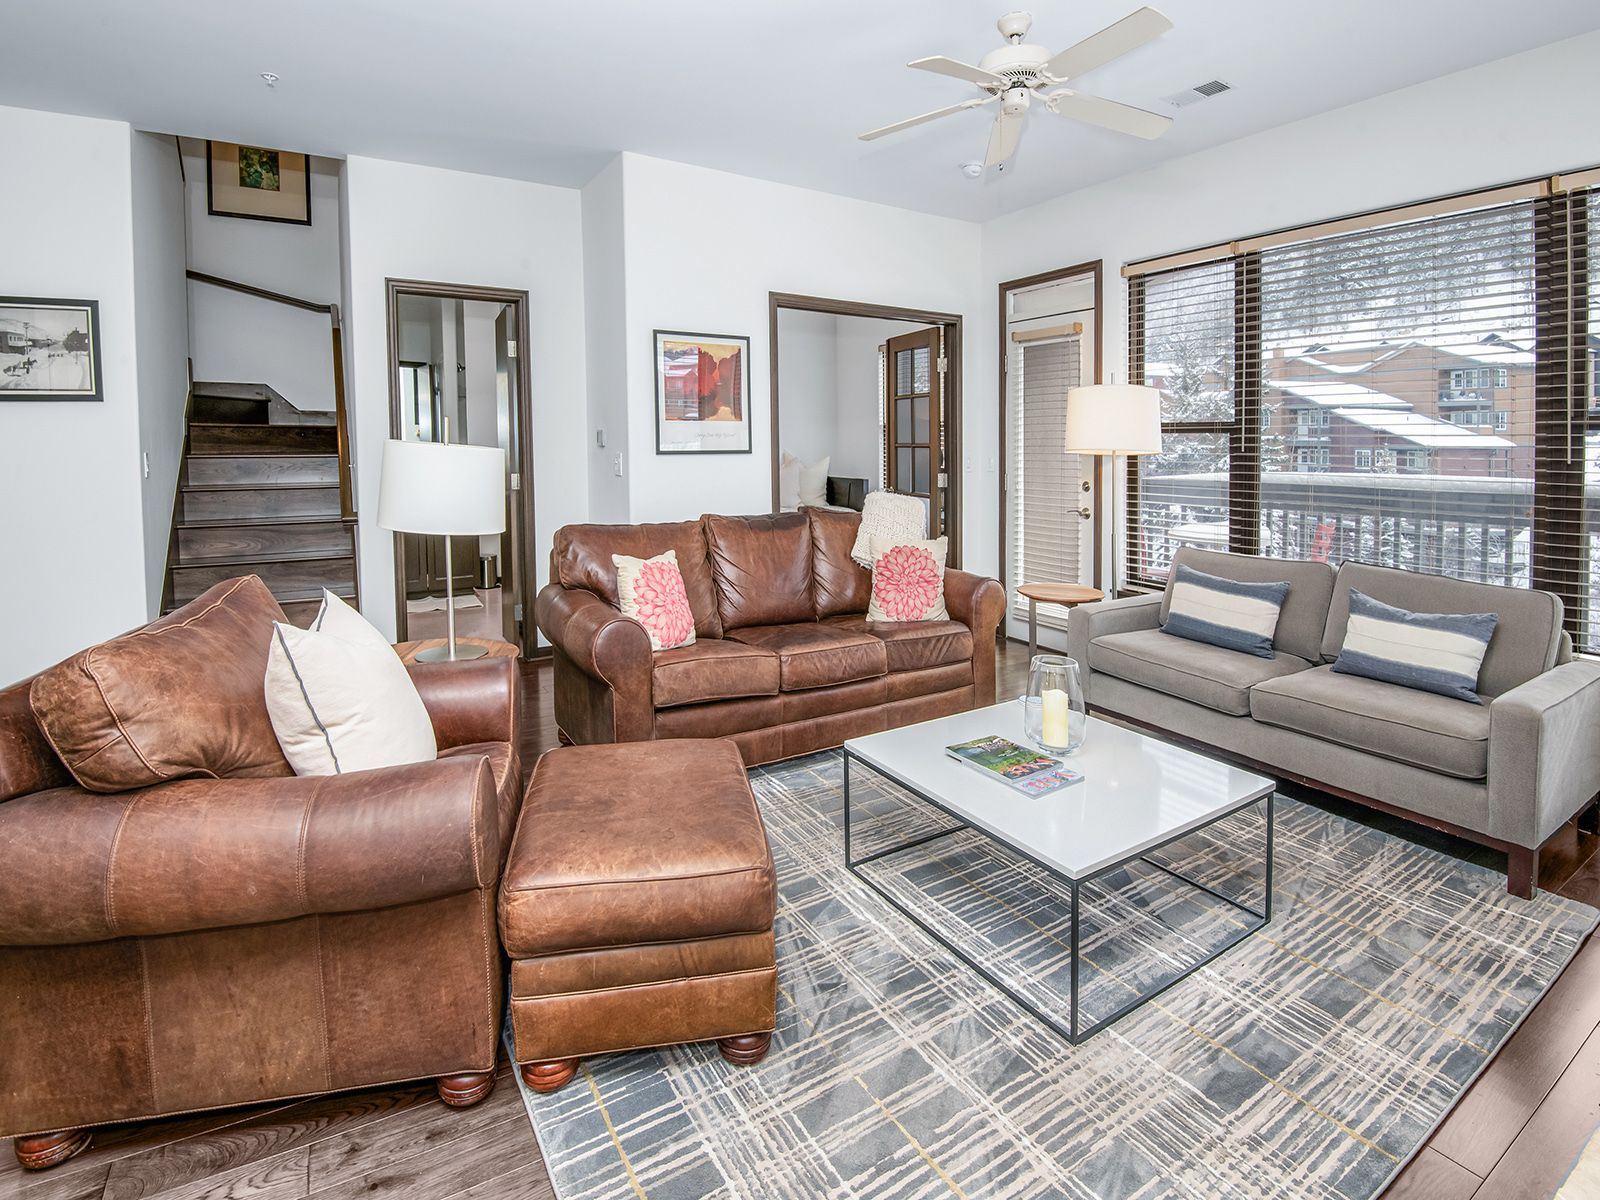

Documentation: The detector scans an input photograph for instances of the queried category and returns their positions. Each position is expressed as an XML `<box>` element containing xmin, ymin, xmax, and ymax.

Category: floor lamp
<box><xmin>378</xmin><ymin>437</ymin><xmax>507</xmax><ymax>662</ymax></box>
<box><xmin>1063</xmin><ymin>384</ymin><xmax>1164</xmax><ymax>596</ymax></box>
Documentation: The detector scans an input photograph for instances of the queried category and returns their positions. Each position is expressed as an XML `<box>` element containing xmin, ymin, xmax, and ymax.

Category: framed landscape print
<box><xmin>207</xmin><ymin>140</ymin><xmax>311</xmax><ymax>224</ymax></box>
<box><xmin>0</xmin><ymin>298</ymin><xmax>102</xmax><ymax>401</ymax></box>
<box><xmin>654</xmin><ymin>330</ymin><xmax>751</xmax><ymax>454</ymax></box>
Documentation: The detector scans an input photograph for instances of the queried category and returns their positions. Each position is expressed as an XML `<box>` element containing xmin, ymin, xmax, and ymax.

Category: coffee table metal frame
<box><xmin>842</xmin><ymin>749</ymin><xmax>1274</xmax><ymax>1045</ymax></box>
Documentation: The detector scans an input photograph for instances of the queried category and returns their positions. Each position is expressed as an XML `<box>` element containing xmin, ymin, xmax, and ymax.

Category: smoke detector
<box><xmin>1160</xmin><ymin>79</ymin><xmax>1231</xmax><ymax>108</ymax></box>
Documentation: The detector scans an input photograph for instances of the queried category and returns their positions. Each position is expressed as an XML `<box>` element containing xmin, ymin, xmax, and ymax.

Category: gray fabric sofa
<box><xmin>1066</xmin><ymin>547</ymin><xmax>1600</xmax><ymax>897</ymax></box>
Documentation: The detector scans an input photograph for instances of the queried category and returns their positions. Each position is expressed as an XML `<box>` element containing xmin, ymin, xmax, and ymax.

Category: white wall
<box><xmin>980</xmin><ymin>29</ymin><xmax>1600</xmax><ymax>590</ymax></box>
<box><xmin>581</xmin><ymin>158</ymin><xmax>629</xmax><ymax>523</ymax></box>
<box><xmin>182</xmin><ymin>144</ymin><xmax>343</xmax><ymax>411</ymax></box>
<box><xmin>615</xmin><ymin>153</ymin><xmax>986</xmax><ymax>563</ymax></box>
<box><xmin>343</xmin><ymin>155</ymin><xmax>587</xmax><ymax>643</ymax></box>
<box><xmin>0</xmin><ymin>107</ymin><xmax>147</xmax><ymax>683</ymax></box>
<box><xmin>775</xmin><ymin>308</ymin><xmax>837</xmax><ymax>471</ymax></box>
<box><xmin>130</xmin><ymin>130</ymin><xmax>191</xmax><ymax>620</ymax></box>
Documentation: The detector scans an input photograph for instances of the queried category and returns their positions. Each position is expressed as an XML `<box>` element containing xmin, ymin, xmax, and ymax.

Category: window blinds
<box><xmin>1128</xmin><ymin>184</ymin><xmax>1599</xmax><ymax>653</ymax></box>
<box><xmin>1010</xmin><ymin>336</ymin><xmax>1084</xmax><ymax>628</ymax></box>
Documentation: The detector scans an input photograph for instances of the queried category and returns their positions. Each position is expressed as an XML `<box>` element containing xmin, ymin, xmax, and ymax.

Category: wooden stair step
<box><xmin>176</xmin><ymin>519</ymin><xmax>351</xmax><ymax>561</ymax></box>
<box><xmin>188</xmin><ymin>424</ymin><xmax>338</xmax><ymax>455</ymax></box>
<box><xmin>170</xmin><ymin>555</ymin><xmax>355</xmax><ymax>606</ymax></box>
<box><xmin>184</xmin><ymin>455</ymin><xmax>339</xmax><ymax>487</ymax></box>
<box><xmin>181</xmin><ymin>485</ymin><xmax>341</xmax><ymax>522</ymax></box>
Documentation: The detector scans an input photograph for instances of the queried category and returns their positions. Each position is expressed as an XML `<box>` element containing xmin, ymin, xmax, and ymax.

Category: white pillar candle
<box><xmin>1041</xmin><ymin>688</ymin><xmax>1070</xmax><ymax>747</ymax></box>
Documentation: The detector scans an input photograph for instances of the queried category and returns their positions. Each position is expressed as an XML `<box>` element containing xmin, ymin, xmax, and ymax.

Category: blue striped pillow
<box><xmin>1162</xmin><ymin>564</ymin><xmax>1291</xmax><ymax>659</ymax></box>
<box><xmin>1330</xmin><ymin>589</ymin><xmax>1498</xmax><ymax>704</ymax></box>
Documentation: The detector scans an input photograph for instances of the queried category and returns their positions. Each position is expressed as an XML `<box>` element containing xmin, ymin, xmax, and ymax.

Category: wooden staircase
<box><xmin>163</xmin><ymin>383</ymin><xmax>357</xmax><ymax>627</ymax></box>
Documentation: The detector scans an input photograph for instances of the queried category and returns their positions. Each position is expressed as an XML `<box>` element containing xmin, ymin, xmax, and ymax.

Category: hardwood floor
<box><xmin>6</xmin><ymin>641</ymin><xmax>1595</xmax><ymax>1200</ymax></box>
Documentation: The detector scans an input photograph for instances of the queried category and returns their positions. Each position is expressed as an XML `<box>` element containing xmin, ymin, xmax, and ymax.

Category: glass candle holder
<box><xmin>1022</xmin><ymin>654</ymin><xmax>1086</xmax><ymax>754</ymax></box>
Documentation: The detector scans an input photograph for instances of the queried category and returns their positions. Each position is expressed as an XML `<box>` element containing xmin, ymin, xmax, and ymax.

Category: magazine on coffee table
<box><xmin>945</xmin><ymin>735</ymin><xmax>1084</xmax><ymax>796</ymax></box>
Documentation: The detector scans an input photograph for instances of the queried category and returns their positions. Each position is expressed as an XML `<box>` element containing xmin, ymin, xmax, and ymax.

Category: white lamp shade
<box><xmin>1063</xmin><ymin>384</ymin><xmax>1164</xmax><ymax>455</ymax></box>
<box><xmin>377</xmin><ymin>439</ymin><xmax>507</xmax><ymax>535</ymax></box>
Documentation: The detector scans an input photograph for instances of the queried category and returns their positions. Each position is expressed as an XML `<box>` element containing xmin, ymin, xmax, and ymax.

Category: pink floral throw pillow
<box><xmin>613</xmin><ymin>550</ymin><xmax>697</xmax><ymax>651</ymax></box>
<box><xmin>866</xmin><ymin>535</ymin><xmax>949</xmax><ymax>623</ymax></box>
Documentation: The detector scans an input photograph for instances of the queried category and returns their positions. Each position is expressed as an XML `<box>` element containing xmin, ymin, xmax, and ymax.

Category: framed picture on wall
<box><xmin>206</xmin><ymin>140</ymin><xmax>312</xmax><ymax>224</ymax></box>
<box><xmin>0</xmin><ymin>298</ymin><xmax>102</xmax><ymax>402</ymax></box>
<box><xmin>653</xmin><ymin>330</ymin><xmax>752</xmax><ymax>454</ymax></box>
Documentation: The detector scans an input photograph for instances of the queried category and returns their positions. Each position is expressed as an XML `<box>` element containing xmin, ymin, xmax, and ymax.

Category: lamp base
<box><xmin>414</xmin><ymin>641</ymin><xmax>490</xmax><ymax>663</ymax></box>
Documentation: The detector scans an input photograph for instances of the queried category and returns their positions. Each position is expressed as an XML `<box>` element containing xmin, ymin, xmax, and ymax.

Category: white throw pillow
<box><xmin>779</xmin><ymin>457</ymin><xmax>801</xmax><ymax>512</ymax></box>
<box><xmin>798</xmin><ymin>455</ymin><xmax>829</xmax><ymax>507</ymax></box>
<box><xmin>263</xmin><ymin>591</ymin><xmax>437</xmax><ymax>776</ymax></box>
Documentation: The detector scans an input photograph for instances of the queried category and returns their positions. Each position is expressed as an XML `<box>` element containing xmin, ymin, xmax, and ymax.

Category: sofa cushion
<box><xmin>1321</xmin><ymin>561</ymin><xmax>1560</xmax><ymax>697</ymax></box>
<box><xmin>30</xmin><ymin>576</ymin><xmax>294</xmax><ymax>793</ymax></box>
<box><xmin>704</xmin><ymin>512</ymin><xmax>815</xmax><ymax>629</ymax></box>
<box><xmin>807</xmin><ymin>507</ymin><xmax>873</xmax><ymax>617</ymax></box>
<box><xmin>652</xmin><ymin>639</ymin><xmax>781</xmax><ymax>709</ymax></box>
<box><xmin>553</xmin><ymin>520</ymin><xmax>723</xmax><ymax>640</ymax></box>
<box><xmin>1250</xmin><ymin>665</ymin><xmax>1490</xmax><ymax>779</ymax></box>
<box><xmin>1160</xmin><ymin>548</ymin><xmax>1334</xmax><ymax>663</ymax></box>
<box><xmin>822</xmin><ymin>614</ymin><xmax>973</xmax><ymax>674</ymax></box>
<box><xmin>724</xmin><ymin>623</ymin><xmax>887</xmax><ymax>691</ymax></box>
<box><xmin>1090</xmin><ymin>628</ymin><xmax>1313</xmax><ymax>717</ymax></box>
<box><xmin>499</xmin><ymin>739</ymin><xmax>776</xmax><ymax>957</ymax></box>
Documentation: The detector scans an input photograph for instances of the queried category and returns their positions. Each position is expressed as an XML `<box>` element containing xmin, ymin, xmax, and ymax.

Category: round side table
<box><xmin>1016</xmin><ymin>583</ymin><xmax>1105</xmax><ymax>661</ymax></box>
<box><xmin>392</xmin><ymin>637</ymin><xmax>520</xmax><ymax>665</ymax></box>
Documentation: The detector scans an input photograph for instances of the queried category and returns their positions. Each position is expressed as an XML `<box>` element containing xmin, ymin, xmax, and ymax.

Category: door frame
<box><xmin>768</xmin><ymin>292</ymin><xmax>965</xmax><ymax>568</ymax></box>
<box><xmin>385</xmin><ymin>277</ymin><xmax>535</xmax><ymax>650</ymax></box>
<box><xmin>995</xmin><ymin>260</ymin><xmax>1103</xmax><ymax>639</ymax></box>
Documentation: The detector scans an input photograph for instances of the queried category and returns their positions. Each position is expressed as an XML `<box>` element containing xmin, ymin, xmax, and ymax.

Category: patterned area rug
<box><xmin>511</xmin><ymin>751</ymin><xmax>1596</xmax><ymax>1199</ymax></box>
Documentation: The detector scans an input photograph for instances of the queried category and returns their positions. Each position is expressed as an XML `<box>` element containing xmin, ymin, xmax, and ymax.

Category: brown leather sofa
<box><xmin>0</xmin><ymin>576</ymin><xmax>521</xmax><ymax>1169</ymax></box>
<box><xmin>535</xmin><ymin>508</ymin><xmax>1006</xmax><ymax>764</ymax></box>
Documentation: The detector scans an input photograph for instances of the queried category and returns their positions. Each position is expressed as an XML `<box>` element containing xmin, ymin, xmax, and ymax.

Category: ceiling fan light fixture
<box><xmin>1002</xmin><ymin>87</ymin><xmax>1031</xmax><ymax>116</ymax></box>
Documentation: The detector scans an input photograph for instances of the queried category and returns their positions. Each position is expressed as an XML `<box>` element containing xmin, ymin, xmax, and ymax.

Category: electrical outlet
<box><xmin>986</xmin><ymin>456</ymin><xmax>997</xmax><ymax>473</ymax></box>
<box><xmin>965</xmin><ymin>455</ymin><xmax>973</xmax><ymax>472</ymax></box>
<box><xmin>612</xmin><ymin>453</ymin><xmax>623</xmax><ymax>478</ymax></box>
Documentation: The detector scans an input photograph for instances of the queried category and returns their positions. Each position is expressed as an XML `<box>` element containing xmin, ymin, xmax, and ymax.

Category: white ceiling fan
<box><xmin>860</xmin><ymin>8</ymin><xmax>1175</xmax><ymax>168</ymax></box>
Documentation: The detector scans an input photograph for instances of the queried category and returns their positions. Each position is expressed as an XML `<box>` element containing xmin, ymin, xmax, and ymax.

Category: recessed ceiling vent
<box><xmin>1161</xmin><ymin>79</ymin><xmax>1232</xmax><ymax>108</ymax></box>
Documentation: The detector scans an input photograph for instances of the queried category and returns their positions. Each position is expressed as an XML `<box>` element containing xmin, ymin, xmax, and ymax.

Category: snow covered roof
<box><xmin>1331</xmin><ymin>407</ymin><xmax>1516</xmax><ymax>449</ymax></box>
<box><xmin>1268</xmin><ymin>378</ymin><xmax>1410</xmax><ymax>408</ymax></box>
<box><xmin>1271</xmin><ymin>331</ymin><xmax>1535</xmax><ymax>370</ymax></box>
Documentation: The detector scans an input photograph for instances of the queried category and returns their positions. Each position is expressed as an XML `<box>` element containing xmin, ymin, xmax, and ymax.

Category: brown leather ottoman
<box><xmin>499</xmin><ymin>738</ymin><xmax>778</xmax><ymax>1093</ymax></box>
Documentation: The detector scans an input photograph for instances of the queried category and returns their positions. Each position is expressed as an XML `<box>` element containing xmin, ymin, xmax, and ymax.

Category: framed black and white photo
<box><xmin>207</xmin><ymin>140</ymin><xmax>312</xmax><ymax>224</ymax></box>
<box><xmin>0</xmin><ymin>298</ymin><xmax>102</xmax><ymax>402</ymax></box>
<box><xmin>653</xmin><ymin>330</ymin><xmax>751</xmax><ymax>454</ymax></box>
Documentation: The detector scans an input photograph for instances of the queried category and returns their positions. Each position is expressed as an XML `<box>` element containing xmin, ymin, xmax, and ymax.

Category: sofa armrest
<box><xmin>1067</xmin><ymin>593</ymin><xmax>1163</xmax><ymax>702</ymax></box>
<box><xmin>1487</xmin><ymin>660</ymin><xmax>1600</xmax><ymax>847</ymax></box>
<box><xmin>944</xmin><ymin>569</ymin><xmax>1006</xmax><ymax>706</ymax></box>
<box><xmin>534</xmin><ymin>583</ymin><xmax>654</xmax><ymax>743</ymax></box>
<box><xmin>407</xmin><ymin>655</ymin><xmax>520</xmax><ymax>752</ymax></box>
<box><xmin>0</xmin><ymin>755</ymin><xmax>499</xmax><ymax>946</ymax></box>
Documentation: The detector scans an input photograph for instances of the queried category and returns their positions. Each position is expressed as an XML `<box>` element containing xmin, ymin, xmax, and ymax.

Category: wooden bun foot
<box><xmin>14</xmin><ymin>1129</ymin><xmax>92</xmax><ymax>1171</ymax></box>
<box><xmin>718</xmin><ymin>1032</ymin><xmax>773</xmax><ymax>1066</ymax></box>
<box><xmin>520</xmin><ymin>1058</ymin><xmax>579</xmax><ymax>1094</ymax></box>
<box><xmin>435</xmin><ymin>1070</ymin><xmax>496</xmax><ymax>1107</ymax></box>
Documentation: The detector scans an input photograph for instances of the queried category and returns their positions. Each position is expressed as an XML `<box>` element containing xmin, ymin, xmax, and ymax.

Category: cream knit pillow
<box><xmin>850</xmin><ymin>491</ymin><xmax>929</xmax><ymax>568</ymax></box>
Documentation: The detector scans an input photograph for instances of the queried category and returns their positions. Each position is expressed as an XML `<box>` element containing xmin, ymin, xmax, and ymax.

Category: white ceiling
<box><xmin>4</xmin><ymin>0</ymin><xmax>1598</xmax><ymax>223</ymax></box>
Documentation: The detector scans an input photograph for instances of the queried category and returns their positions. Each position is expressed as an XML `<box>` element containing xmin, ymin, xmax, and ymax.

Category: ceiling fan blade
<box><xmin>1042</xmin><ymin>6</ymin><xmax>1173</xmax><ymax>82</ymax></box>
<box><xmin>908</xmin><ymin>55</ymin><xmax>1008</xmax><ymax>89</ymax></box>
<box><xmin>1047</xmin><ymin>90</ymin><xmax>1172</xmax><ymax>139</ymax></box>
<box><xmin>859</xmin><ymin>96</ymin><xmax>996</xmax><ymax>142</ymax></box>
<box><xmin>984</xmin><ymin>109</ymin><xmax>1023</xmax><ymax>166</ymax></box>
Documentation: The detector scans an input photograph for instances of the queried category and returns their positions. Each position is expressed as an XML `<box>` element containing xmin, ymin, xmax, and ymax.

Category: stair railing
<box><xmin>186</xmin><ymin>270</ymin><xmax>356</xmax><ymax>525</ymax></box>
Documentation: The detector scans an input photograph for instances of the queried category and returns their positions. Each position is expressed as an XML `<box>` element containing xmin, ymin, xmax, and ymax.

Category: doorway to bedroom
<box><xmin>768</xmin><ymin>293</ymin><xmax>963</xmax><ymax>565</ymax></box>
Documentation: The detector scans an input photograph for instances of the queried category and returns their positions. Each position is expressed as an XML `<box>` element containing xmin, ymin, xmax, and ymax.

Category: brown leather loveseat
<box><xmin>0</xmin><ymin>576</ymin><xmax>521</xmax><ymax>1169</ymax></box>
<box><xmin>535</xmin><ymin>508</ymin><xmax>1006</xmax><ymax>764</ymax></box>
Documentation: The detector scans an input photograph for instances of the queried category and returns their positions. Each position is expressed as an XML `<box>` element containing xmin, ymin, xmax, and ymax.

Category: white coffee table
<box><xmin>843</xmin><ymin>702</ymin><xmax>1275</xmax><ymax>1043</ymax></box>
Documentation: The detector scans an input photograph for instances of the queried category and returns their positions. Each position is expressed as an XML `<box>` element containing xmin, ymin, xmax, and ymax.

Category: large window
<box><xmin>1129</xmin><ymin>180</ymin><xmax>1596</xmax><ymax>651</ymax></box>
